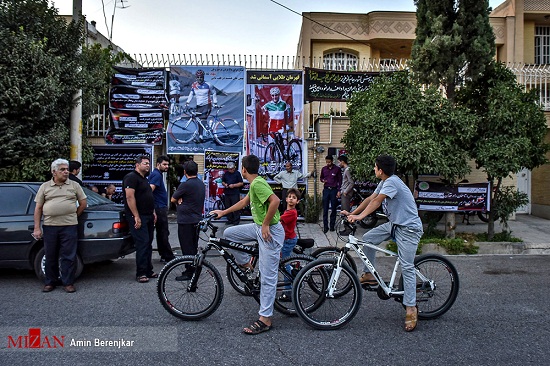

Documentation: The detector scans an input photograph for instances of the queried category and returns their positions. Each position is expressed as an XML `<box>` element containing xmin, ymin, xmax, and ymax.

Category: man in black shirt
<box><xmin>68</xmin><ymin>160</ymin><xmax>84</xmax><ymax>187</ymax></box>
<box><xmin>123</xmin><ymin>155</ymin><xmax>156</xmax><ymax>283</ymax></box>
<box><xmin>171</xmin><ymin>160</ymin><xmax>205</xmax><ymax>280</ymax></box>
<box><xmin>221</xmin><ymin>162</ymin><xmax>243</xmax><ymax>225</ymax></box>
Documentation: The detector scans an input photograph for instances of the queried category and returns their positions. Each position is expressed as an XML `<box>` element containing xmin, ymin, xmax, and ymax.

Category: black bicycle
<box><xmin>157</xmin><ymin>214</ymin><xmax>316</xmax><ymax>319</ymax></box>
<box><xmin>262</xmin><ymin>131</ymin><xmax>302</xmax><ymax>174</ymax></box>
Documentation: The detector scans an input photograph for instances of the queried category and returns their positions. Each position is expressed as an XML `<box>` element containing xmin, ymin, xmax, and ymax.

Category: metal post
<box><xmin>70</xmin><ymin>0</ymin><xmax>83</xmax><ymax>175</ymax></box>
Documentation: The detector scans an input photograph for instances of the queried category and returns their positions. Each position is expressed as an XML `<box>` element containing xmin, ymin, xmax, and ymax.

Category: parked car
<box><xmin>0</xmin><ymin>182</ymin><xmax>135</xmax><ymax>279</ymax></box>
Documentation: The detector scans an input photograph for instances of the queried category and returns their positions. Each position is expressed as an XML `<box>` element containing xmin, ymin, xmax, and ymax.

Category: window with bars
<box><xmin>535</xmin><ymin>26</ymin><xmax>550</xmax><ymax>64</ymax></box>
<box><xmin>323</xmin><ymin>52</ymin><xmax>358</xmax><ymax>71</ymax></box>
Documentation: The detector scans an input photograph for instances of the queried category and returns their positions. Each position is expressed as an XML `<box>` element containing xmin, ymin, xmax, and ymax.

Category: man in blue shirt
<box><xmin>221</xmin><ymin>162</ymin><xmax>244</xmax><ymax>225</ymax></box>
<box><xmin>148</xmin><ymin>155</ymin><xmax>175</xmax><ymax>263</ymax></box>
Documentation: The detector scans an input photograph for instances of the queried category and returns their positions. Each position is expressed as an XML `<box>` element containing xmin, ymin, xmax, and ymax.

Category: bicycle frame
<box><xmin>328</xmin><ymin>234</ymin><xmax>433</xmax><ymax>299</ymax></box>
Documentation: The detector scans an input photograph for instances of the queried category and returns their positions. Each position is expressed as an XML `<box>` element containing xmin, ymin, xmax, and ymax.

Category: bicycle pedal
<box><xmin>361</xmin><ymin>283</ymin><xmax>379</xmax><ymax>291</ymax></box>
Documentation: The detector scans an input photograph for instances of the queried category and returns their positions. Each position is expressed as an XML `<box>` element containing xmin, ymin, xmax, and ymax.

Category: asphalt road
<box><xmin>1</xmin><ymin>255</ymin><xmax>549</xmax><ymax>366</ymax></box>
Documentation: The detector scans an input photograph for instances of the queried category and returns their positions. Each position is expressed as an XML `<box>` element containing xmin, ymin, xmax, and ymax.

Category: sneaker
<box><xmin>359</xmin><ymin>272</ymin><xmax>377</xmax><ymax>286</ymax></box>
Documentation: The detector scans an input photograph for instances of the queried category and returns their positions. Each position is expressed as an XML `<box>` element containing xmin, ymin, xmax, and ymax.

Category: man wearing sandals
<box><xmin>123</xmin><ymin>155</ymin><xmax>157</xmax><ymax>283</ymax></box>
<box><xmin>212</xmin><ymin>155</ymin><xmax>284</xmax><ymax>335</ymax></box>
<box><xmin>344</xmin><ymin>154</ymin><xmax>423</xmax><ymax>332</ymax></box>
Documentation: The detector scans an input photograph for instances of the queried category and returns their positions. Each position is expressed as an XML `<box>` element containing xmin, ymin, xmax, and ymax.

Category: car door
<box><xmin>0</xmin><ymin>184</ymin><xmax>36</xmax><ymax>265</ymax></box>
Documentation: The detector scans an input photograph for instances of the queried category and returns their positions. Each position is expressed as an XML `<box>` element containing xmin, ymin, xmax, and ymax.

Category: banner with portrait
<box><xmin>167</xmin><ymin>66</ymin><xmax>245</xmax><ymax>154</ymax></box>
<box><xmin>245</xmin><ymin>70</ymin><xmax>305</xmax><ymax>179</ymax></box>
<box><xmin>203</xmin><ymin>151</ymin><xmax>241</xmax><ymax>213</ymax></box>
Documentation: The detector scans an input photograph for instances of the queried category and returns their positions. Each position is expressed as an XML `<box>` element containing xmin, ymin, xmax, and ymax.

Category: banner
<box><xmin>107</xmin><ymin>67</ymin><xmax>167</xmax><ymax>145</ymax></box>
<box><xmin>245</xmin><ymin>70</ymin><xmax>305</xmax><ymax>178</ymax></box>
<box><xmin>414</xmin><ymin>181</ymin><xmax>491</xmax><ymax>212</ymax></box>
<box><xmin>203</xmin><ymin>151</ymin><xmax>241</xmax><ymax>213</ymax></box>
<box><xmin>166</xmin><ymin>66</ymin><xmax>245</xmax><ymax>154</ymax></box>
<box><xmin>304</xmin><ymin>67</ymin><xmax>382</xmax><ymax>102</ymax></box>
<box><xmin>82</xmin><ymin>145</ymin><xmax>153</xmax><ymax>204</ymax></box>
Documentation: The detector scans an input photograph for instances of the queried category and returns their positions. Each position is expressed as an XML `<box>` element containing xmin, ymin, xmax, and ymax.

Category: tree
<box><xmin>410</xmin><ymin>0</ymin><xmax>495</xmax><ymax>102</ymax></box>
<box><xmin>456</xmin><ymin>61</ymin><xmax>549</xmax><ymax>238</ymax></box>
<box><xmin>342</xmin><ymin>70</ymin><xmax>476</xmax><ymax>186</ymax></box>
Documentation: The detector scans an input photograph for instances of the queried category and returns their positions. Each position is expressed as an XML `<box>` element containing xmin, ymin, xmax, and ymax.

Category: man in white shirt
<box><xmin>273</xmin><ymin>161</ymin><xmax>310</xmax><ymax>204</ymax></box>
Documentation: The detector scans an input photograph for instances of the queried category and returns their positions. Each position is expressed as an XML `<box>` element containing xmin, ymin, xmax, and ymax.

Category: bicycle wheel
<box><xmin>292</xmin><ymin>259</ymin><xmax>362</xmax><ymax>330</ymax></box>
<box><xmin>286</xmin><ymin>139</ymin><xmax>302</xmax><ymax>170</ymax></box>
<box><xmin>157</xmin><ymin>256</ymin><xmax>224</xmax><ymax>320</ymax></box>
<box><xmin>226</xmin><ymin>256</ymin><xmax>259</xmax><ymax>296</ymax></box>
<box><xmin>311</xmin><ymin>247</ymin><xmax>357</xmax><ymax>298</ymax></box>
<box><xmin>274</xmin><ymin>254</ymin><xmax>316</xmax><ymax>316</ymax></box>
<box><xmin>264</xmin><ymin>143</ymin><xmax>283</xmax><ymax>173</ymax></box>
<box><xmin>169</xmin><ymin>118</ymin><xmax>198</xmax><ymax>143</ymax></box>
<box><xmin>213</xmin><ymin>118</ymin><xmax>242</xmax><ymax>146</ymax></box>
<box><xmin>399</xmin><ymin>254</ymin><xmax>460</xmax><ymax>319</ymax></box>
<box><xmin>477</xmin><ymin>211</ymin><xmax>498</xmax><ymax>223</ymax></box>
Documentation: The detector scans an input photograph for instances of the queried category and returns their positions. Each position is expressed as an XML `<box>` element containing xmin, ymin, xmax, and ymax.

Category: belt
<box><xmin>324</xmin><ymin>186</ymin><xmax>337</xmax><ymax>190</ymax></box>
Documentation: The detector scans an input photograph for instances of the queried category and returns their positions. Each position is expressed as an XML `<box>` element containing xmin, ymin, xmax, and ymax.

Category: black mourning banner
<box><xmin>111</xmin><ymin>67</ymin><xmax>166</xmax><ymax>89</ymax></box>
<box><xmin>204</xmin><ymin>151</ymin><xmax>240</xmax><ymax>170</ymax></box>
<box><xmin>304</xmin><ymin>67</ymin><xmax>382</xmax><ymax>102</ymax></box>
<box><xmin>414</xmin><ymin>181</ymin><xmax>491</xmax><ymax>212</ymax></box>
<box><xmin>110</xmin><ymin>109</ymin><xmax>165</xmax><ymax>129</ymax></box>
<box><xmin>109</xmin><ymin>85</ymin><xmax>167</xmax><ymax>109</ymax></box>
<box><xmin>83</xmin><ymin>145</ymin><xmax>153</xmax><ymax>181</ymax></box>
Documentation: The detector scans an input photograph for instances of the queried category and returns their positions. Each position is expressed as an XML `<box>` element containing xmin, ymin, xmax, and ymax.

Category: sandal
<box><xmin>243</xmin><ymin>319</ymin><xmax>272</xmax><ymax>335</ymax></box>
<box><xmin>136</xmin><ymin>275</ymin><xmax>149</xmax><ymax>283</ymax></box>
<box><xmin>404</xmin><ymin>307</ymin><xmax>418</xmax><ymax>332</ymax></box>
<box><xmin>148</xmin><ymin>273</ymin><xmax>159</xmax><ymax>278</ymax></box>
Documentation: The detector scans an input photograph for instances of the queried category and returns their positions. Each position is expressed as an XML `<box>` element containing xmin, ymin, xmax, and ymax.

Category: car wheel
<box><xmin>33</xmin><ymin>247</ymin><xmax>84</xmax><ymax>280</ymax></box>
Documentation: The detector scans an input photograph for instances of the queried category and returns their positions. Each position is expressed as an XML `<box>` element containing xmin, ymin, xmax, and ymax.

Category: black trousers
<box><xmin>154</xmin><ymin>207</ymin><xmax>174</xmax><ymax>260</ymax></box>
<box><xmin>178</xmin><ymin>223</ymin><xmax>199</xmax><ymax>256</ymax></box>
<box><xmin>43</xmin><ymin>225</ymin><xmax>78</xmax><ymax>286</ymax></box>
<box><xmin>224</xmin><ymin>194</ymin><xmax>241</xmax><ymax>224</ymax></box>
<box><xmin>128</xmin><ymin>214</ymin><xmax>155</xmax><ymax>278</ymax></box>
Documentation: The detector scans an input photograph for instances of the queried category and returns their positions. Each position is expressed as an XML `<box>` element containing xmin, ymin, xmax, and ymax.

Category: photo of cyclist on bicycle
<box><xmin>186</xmin><ymin>69</ymin><xmax>218</xmax><ymax>141</ymax></box>
<box><xmin>211</xmin><ymin>154</ymin><xmax>284</xmax><ymax>335</ymax></box>
<box><xmin>261</xmin><ymin>86</ymin><xmax>291</xmax><ymax>138</ymax></box>
<box><xmin>344</xmin><ymin>154</ymin><xmax>423</xmax><ymax>332</ymax></box>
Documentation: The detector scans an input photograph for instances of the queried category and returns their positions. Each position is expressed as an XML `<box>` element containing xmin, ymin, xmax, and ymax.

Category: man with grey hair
<box><xmin>221</xmin><ymin>161</ymin><xmax>243</xmax><ymax>225</ymax></box>
<box><xmin>33</xmin><ymin>158</ymin><xmax>87</xmax><ymax>293</ymax></box>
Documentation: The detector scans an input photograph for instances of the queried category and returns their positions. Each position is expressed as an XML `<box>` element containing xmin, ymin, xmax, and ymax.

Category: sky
<box><xmin>50</xmin><ymin>0</ymin><xmax>506</xmax><ymax>57</ymax></box>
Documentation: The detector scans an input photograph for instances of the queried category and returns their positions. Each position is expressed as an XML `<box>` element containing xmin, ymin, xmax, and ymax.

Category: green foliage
<box><xmin>303</xmin><ymin>193</ymin><xmax>323</xmax><ymax>223</ymax></box>
<box><xmin>492</xmin><ymin>186</ymin><xmax>529</xmax><ymax>231</ymax></box>
<box><xmin>342</xmin><ymin>71</ymin><xmax>476</xmax><ymax>182</ymax></box>
<box><xmin>410</xmin><ymin>0</ymin><xmax>495</xmax><ymax>100</ymax></box>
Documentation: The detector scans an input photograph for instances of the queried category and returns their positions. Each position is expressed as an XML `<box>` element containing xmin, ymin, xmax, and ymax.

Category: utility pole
<box><xmin>70</xmin><ymin>0</ymin><xmax>83</xmax><ymax>176</ymax></box>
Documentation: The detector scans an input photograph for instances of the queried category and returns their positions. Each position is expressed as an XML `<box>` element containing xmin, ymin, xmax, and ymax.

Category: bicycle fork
<box><xmin>187</xmin><ymin>252</ymin><xmax>205</xmax><ymax>292</ymax></box>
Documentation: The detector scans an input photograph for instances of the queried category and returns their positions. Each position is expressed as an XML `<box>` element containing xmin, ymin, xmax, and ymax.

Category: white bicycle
<box><xmin>291</xmin><ymin>218</ymin><xmax>460</xmax><ymax>330</ymax></box>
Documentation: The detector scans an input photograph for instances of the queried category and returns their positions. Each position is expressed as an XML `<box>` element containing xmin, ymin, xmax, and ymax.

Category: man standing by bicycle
<box><xmin>221</xmin><ymin>162</ymin><xmax>243</xmax><ymax>225</ymax></box>
<box><xmin>344</xmin><ymin>154</ymin><xmax>423</xmax><ymax>332</ymax></box>
<box><xmin>212</xmin><ymin>155</ymin><xmax>284</xmax><ymax>335</ymax></box>
<box><xmin>320</xmin><ymin>155</ymin><xmax>342</xmax><ymax>233</ymax></box>
<box><xmin>186</xmin><ymin>69</ymin><xmax>217</xmax><ymax>141</ymax></box>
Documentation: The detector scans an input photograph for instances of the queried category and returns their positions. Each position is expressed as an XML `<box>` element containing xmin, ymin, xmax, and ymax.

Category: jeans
<box><xmin>128</xmin><ymin>214</ymin><xmax>155</xmax><ymax>278</ymax></box>
<box><xmin>155</xmin><ymin>207</ymin><xmax>174</xmax><ymax>260</ymax></box>
<box><xmin>281</xmin><ymin>237</ymin><xmax>298</xmax><ymax>260</ymax></box>
<box><xmin>42</xmin><ymin>225</ymin><xmax>78</xmax><ymax>286</ymax></box>
<box><xmin>322</xmin><ymin>187</ymin><xmax>338</xmax><ymax>230</ymax></box>
<box><xmin>223</xmin><ymin>223</ymin><xmax>284</xmax><ymax>318</ymax></box>
<box><xmin>362</xmin><ymin>221</ymin><xmax>423</xmax><ymax>307</ymax></box>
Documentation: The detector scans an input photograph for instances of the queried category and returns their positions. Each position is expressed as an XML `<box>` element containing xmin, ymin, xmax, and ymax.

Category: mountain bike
<box><xmin>168</xmin><ymin>105</ymin><xmax>242</xmax><ymax>146</ymax></box>
<box><xmin>157</xmin><ymin>214</ymin><xmax>316</xmax><ymax>319</ymax></box>
<box><xmin>291</xmin><ymin>218</ymin><xmax>460</xmax><ymax>330</ymax></box>
<box><xmin>262</xmin><ymin>132</ymin><xmax>302</xmax><ymax>174</ymax></box>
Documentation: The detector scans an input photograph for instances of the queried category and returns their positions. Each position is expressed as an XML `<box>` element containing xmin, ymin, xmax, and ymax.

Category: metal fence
<box><xmin>85</xmin><ymin>57</ymin><xmax>550</xmax><ymax>136</ymax></box>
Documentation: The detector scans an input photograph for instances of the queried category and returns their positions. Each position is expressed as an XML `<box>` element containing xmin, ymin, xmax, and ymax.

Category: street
<box><xmin>1</xmin><ymin>254</ymin><xmax>549</xmax><ymax>365</ymax></box>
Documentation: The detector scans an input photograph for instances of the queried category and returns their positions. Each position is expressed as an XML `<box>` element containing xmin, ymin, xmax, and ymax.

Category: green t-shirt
<box><xmin>249</xmin><ymin>176</ymin><xmax>280</xmax><ymax>225</ymax></box>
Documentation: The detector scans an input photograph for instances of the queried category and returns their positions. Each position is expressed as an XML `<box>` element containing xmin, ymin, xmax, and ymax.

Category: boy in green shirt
<box><xmin>212</xmin><ymin>155</ymin><xmax>284</xmax><ymax>335</ymax></box>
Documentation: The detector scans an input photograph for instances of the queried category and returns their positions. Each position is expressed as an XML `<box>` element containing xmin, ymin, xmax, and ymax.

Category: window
<box><xmin>323</xmin><ymin>52</ymin><xmax>358</xmax><ymax>71</ymax></box>
<box><xmin>0</xmin><ymin>187</ymin><xmax>33</xmax><ymax>216</ymax></box>
<box><xmin>535</xmin><ymin>26</ymin><xmax>550</xmax><ymax>65</ymax></box>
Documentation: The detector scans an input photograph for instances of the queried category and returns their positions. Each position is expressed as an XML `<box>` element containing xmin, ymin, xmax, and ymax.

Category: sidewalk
<box><xmin>158</xmin><ymin>213</ymin><xmax>550</xmax><ymax>257</ymax></box>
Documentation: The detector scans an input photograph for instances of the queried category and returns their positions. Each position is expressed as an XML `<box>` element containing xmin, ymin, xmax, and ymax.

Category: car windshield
<box><xmin>82</xmin><ymin>188</ymin><xmax>116</xmax><ymax>207</ymax></box>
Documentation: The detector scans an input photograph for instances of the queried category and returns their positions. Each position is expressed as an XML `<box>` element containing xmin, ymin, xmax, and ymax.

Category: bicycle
<box><xmin>291</xmin><ymin>218</ymin><xmax>460</xmax><ymax>330</ymax></box>
<box><xmin>168</xmin><ymin>105</ymin><xmax>242</xmax><ymax>146</ymax></box>
<box><xmin>262</xmin><ymin>132</ymin><xmax>302</xmax><ymax>174</ymax></box>
<box><xmin>157</xmin><ymin>213</ymin><xmax>317</xmax><ymax>319</ymax></box>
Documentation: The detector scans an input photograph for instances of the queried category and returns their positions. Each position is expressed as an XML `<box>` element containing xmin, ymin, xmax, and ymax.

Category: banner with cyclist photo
<box><xmin>246</xmin><ymin>70</ymin><xmax>305</xmax><ymax>178</ymax></box>
<box><xmin>203</xmin><ymin>150</ymin><xmax>241</xmax><ymax>213</ymax></box>
<box><xmin>167</xmin><ymin>66</ymin><xmax>245</xmax><ymax>154</ymax></box>
<box><xmin>414</xmin><ymin>181</ymin><xmax>491</xmax><ymax>212</ymax></box>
